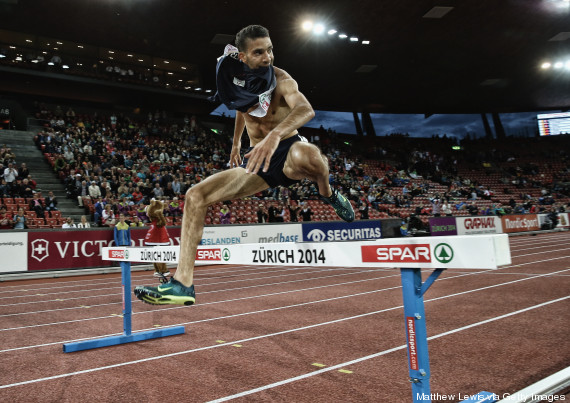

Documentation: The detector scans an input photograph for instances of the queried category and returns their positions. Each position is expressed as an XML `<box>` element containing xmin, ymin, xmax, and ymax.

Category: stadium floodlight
<box><xmin>554</xmin><ymin>61</ymin><xmax>564</xmax><ymax>69</ymax></box>
<box><xmin>327</xmin><ymin>29</ymin><xmax>337</xmax><ymax>35</ymax></box>
<box><xmin>350</xmin><ymin>37</ymin><xmax>359</xmax><ymax>42</ymax></box>
<box><xmin>362</xmin><ymin>40</ymin><xmax>370</xmax><ymax>45</ymax></box>
<box><xmin>339</xmin><ymin>34</ymin><xmax>347</xmax><ymax>39</ymax></box>
<box><xmin>313</xmin><ymin>23</ymin><xmax>325</xmax><ymax>34</ymax></box>
<box><xmin>541</xmin><ymin>62</ymin><xmax>552</xmax><ymax>69</ymax></box>
<box><xmin>302</xmin><ymin>21</ymin><xmax>313</xmax><ymax>31</ymax></box>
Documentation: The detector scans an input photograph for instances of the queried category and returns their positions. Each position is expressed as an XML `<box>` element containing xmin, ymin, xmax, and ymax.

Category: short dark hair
<box><xmin>235</xmin><ymin>25</ymin><xmax>270</xmax><ymax>52</ymax></box>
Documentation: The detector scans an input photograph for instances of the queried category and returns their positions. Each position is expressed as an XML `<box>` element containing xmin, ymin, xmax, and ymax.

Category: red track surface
<box><xmin>1</xmin><ymin>232</ymin><xmax>569</xmax><ymax>402</ymax></box>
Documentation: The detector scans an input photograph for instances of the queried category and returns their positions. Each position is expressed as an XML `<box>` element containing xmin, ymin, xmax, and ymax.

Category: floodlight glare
<box><xmin>362</xmin><ymin>40</ymin><xmax>370</xmax><ymax>45</ymax></box>
<box><xmin>339</xmin><ymin>34</ymin><xmax>347</xmax><ymax>39</ymax></box>
<box><xmin>313</xmin><ymin>23</ymin><xmax>325</xmax><ymax>34</ymax></box>
<box><xmin>350</xmin><ymin>37</ymin><xmax>359</xmax><ymax>42</ymax></box>
<box><xmin>565</xmin><ymin>61</ymin><xmax>570</xmax><ymax>70</ymax></box>
<box><xmin>328</xmin><ymin>29</ymin><xmax>337</xmax><ymax>35</ymax></box>
<box><xmin>541</xmin><ymin>62</ymin><xmax>552</xmax><ymax>69</ymax></box>
<box><xmin>554</xmin><ymin>61</ymin><xmax>563</xmax><ymax>69</ymax></box>
<box><xmin>302</xmin><ymin>21</ymin><xmax>313</xmax><ymax>31</ymax></box>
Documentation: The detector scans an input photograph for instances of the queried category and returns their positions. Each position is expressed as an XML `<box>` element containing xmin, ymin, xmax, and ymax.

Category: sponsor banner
<box><xmin>252</xmin><ymin>224</ymin><xmax>303</xmax><ymax>243</ymax></box>
<box><xmin>538</xmin><ymin>212</ymin><xmax>570</xmax><ymax>229</ymax></box>
<box><xmin>28</xmin><ymin>227</ymin><xmax>181</xmax><ymax>270</ymax></box>
<box><xmin>428</xmin><ymin>217</ymin><xmax>458</xmax><ymax>236</ymax></box>
<box><xmin>456</xmin><ymin>216</ymin><xmax>502</xmax><ymax>235</ymax></box>
<box><xmin>501</xmin><ymin>214</ymin><xmax>540</xmax><ymax>233</ymax></box>
<box><xmin>302</xmin><ymin>220</ymin><xmax>382</xmax><ymax>242</ymax></box>
<box><xmin>107</xmin><ymin>234</ymin><xmax>509</xmax><ymax>269</ymax></box>
<box><xmin>0</xmin><ymin>232</ymin><xmax>27</xmax><ymax>272</ymax></box>
<box><xmin>200</xmin><ymin>224</ymin><xmax>302</xmax><ymax>245</ymax></box>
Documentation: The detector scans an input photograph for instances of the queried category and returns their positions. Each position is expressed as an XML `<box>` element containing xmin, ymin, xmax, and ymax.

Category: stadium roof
<box><xmin>1</xmin><ymin>0</ymin><xmax>569</xmax><ymax>114</ymax></box>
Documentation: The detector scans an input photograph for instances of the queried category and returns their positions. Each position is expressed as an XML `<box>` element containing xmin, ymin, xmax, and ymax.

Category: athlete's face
<box><xmin>239</xmin><ymin>37</ymin><xmax>274</xmax><ymax>69</ymax></box>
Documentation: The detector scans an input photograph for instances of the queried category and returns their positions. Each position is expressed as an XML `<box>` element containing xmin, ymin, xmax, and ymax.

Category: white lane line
<box><xmin>0</xmin><ymin>268</ymin><xmax>388</xmax><ymax>310</ymax></box>
<box><xmin>207</xmin><ymin>296</ymin><xmax>570</xmax><ymax>403</ymax></box>
<box><xmin>2</xmin><ymin>294</ymin><xmax>567</xmax><ymax>391</ymax></box>
<box><xmin>0</xmin><ymin>273</ymin><xmax>401</xmax><ymax>332</ymax></box>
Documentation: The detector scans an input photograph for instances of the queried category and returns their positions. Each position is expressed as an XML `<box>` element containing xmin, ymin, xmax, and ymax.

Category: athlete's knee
<box><xmin>291</xmin><ymin>143</ymin><xmax>327</xmax><ymax>173</ymax></box>
<box><xmin>184</xmin><ymin>186</ymin><xmax>206</xmax><ymax>211</ymax></box>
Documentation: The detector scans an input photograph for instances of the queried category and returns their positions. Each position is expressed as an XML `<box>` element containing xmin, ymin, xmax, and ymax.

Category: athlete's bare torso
<box><xmin>242</xmin><ymin>67</ymin><xmax>298</xmax><ymax>146</ymax></box>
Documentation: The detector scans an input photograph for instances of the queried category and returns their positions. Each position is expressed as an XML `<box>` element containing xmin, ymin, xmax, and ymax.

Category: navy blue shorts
<box><xmin>242</xmin><ymin>134</ymin><xmax>306</xmax><ymax>188</ymax></box>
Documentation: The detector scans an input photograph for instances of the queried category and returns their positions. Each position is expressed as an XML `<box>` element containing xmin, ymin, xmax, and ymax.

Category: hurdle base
<box><xmin>63</xmin><ymin>326</ymin><xmax>185</xmax><ymax>353</ymax></box>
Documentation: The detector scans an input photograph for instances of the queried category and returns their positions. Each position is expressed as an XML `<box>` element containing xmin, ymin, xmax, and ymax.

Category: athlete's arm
<box><xmin>244</xmin><ymin>78</ymin><xmax>315</xmax><ymax>174</ymax></box>
<box><xmin>229</xmin><ymin>112</ymin><xmax>246</xmax><ymax>168</ymax></box>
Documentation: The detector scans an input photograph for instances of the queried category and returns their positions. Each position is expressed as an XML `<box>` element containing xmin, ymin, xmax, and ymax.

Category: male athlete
<box><xmin>135</xmin><ymin>25</ymin><xmax>354</xmax><ymax>305</ymax></box>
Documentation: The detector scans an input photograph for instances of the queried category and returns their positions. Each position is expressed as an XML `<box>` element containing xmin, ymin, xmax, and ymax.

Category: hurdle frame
<box><xmin>100</xmin><ymin>234</ymin><xmax>510</xmax><ymax>401</ymax></box>
<box><xmin>62</xmin><ymin>261</ymin><xmax>185</xmax><ymax>353</ymax></box>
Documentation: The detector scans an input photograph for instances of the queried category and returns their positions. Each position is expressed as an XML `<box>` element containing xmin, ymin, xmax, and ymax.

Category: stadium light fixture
<box><xmin>302</xmin><ymin>21</ymin><xmax>313</xmax><ymax>31</ymax></box>
<box><xmin>327</xmin><ymin>29</ymin><xmax>337</xmax><ymax>35</ymax></box>
<box><xmin>339</xmin><ymin>34</ymin><xmax>347</xmax><ymax>39</ymax></box>
<box><xmin>541</xmin><ymin>62</ymin><xmax>552</xmax><ymax>69</ymax></box>
<box><xmin>350</xmin><ymin>37</ymin><xmax>359</xmax><ymax>42</ymax></box>
<box><xmin>313</xmin><ymin>23</ymin><xmax>325</xmax><ymax>35</ymax></box>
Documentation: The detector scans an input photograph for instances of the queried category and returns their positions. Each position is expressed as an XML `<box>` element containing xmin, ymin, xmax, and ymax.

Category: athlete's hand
<box><xmin>244</xmin><ymin>133</ymin><xmax>280</xmax><ymax>174</ymax></box>
<box><xmin>229</xmin><ymin>144</ymin><xmax>242</xmax><ymax>168</ymax></box>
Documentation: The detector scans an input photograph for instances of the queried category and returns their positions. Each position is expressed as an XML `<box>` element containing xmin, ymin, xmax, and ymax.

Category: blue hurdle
<box><xmin>62</xmin><ymin>261</ymin><xmax>185</xmax><ymax>353</ymax></box>
<box><xmin>102</xmin><ymin>235</ymin><xmax>511</xmax><ymax>400</ymax></box>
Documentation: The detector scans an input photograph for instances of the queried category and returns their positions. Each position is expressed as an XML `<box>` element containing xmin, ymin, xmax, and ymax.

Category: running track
<box><xmin>0</xmin><ymin>232</ymin><xmax>569</xmax><ymax>402</ymax></box>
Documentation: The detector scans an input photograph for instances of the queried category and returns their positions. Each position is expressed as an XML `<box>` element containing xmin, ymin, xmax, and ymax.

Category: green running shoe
<box><xmin>321</xmin><ymin>189</ymin><xmax>355</xmax><ymax>222</ymax></box>
<box><xmin>134</xmin><ymin>278</ymin><xmax>196</xmax><ymax>306</ymax></box>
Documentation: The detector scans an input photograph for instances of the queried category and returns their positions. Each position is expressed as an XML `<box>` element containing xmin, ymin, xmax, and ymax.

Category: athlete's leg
<box><xmin>283</xmin><ymin>142</ymin><xmax>354</xmax><ymax>222</ymax></box>
<box><xmin>174</xmin><ymin>167</ymin><xmax>268</xmax><ymax>287</ymax></box>
<box><xmin>282</xmin><ymin>141</ymin><xmax>332</xmax><ymax>197</ymax></box>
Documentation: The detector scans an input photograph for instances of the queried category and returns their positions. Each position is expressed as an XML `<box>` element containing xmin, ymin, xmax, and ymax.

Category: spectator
<box><xmin>0</xmin><ymin>206</ymin><xmax>13</xmax><ymax>229</ymax></box>
<box><xmin>3</xmin><ymin>163</ymin><xmax>17</xmax><ymax>187</ymax></box>
<box><xmin>29</xmin><ymin>193</ymin><xmax>45</xmax><ymax>218</ymax></box>
<box><xmin>168</xmin><ymin>197</ymin><xmax>182</xmax><ymax>217</ymax></box>
<box><xmin>299</xmin><ymin>202</ymin><xmax>313</xmax><ymax>222</ymax></box>
<box><xmin>442</xmin><ymin>201</ymin><xmax>453</xmax><ymax>216</ymax></box>
<box><xmin>44</xmin><ymin>191</ymin><xmax>59</xmax><ymax>213</ymax></box>
<box><xmin>267</xmin><ymin>202</ymin><xmax>278</xmax><ymax>222</ymax></box>
<box><xmin>17</xmin><ymin>163</ymin><xmax>29</xmax><ymax>179</ymax></box>
<box><xmin>256</xmin><ymin>204</ymin><xmax>268</xmax><ymax>223</ymax></box>
<box><xmin>76</xmin><ymin>215</ymin><xmax>91</xmax><ymax>228</ymax></box>
<box><xmin>102</xmin><ymin>204</ymin><xmax>116</xmax><ymax>226</ymax></box>
<box><xmin>12</xmin><ymin>207</ymin><xmax>26</xmax><ymax>229</ymax></box>
<box><xmin>77</xmin><ymin>180</ymin><xmax>89</xmax><ymax>206</ymax></box>
<box><xmin>219</xmin><ymin>204</ymin><xmax>231</xmax><ymax>224</ymax></box>
<box><xmin>114</xmin><ymin>214</ymin><xmax>131</xmax><ymax>245</ymax></box>
<box><xmin>430</xmin><ymin>196</ymin><xmax>441</xmax><ymax>217</ymax></box>
<box><xmin>275</xmin><ymin>203</ymin><xmax>285</xmax><ymax>222</ymax></box>
<box><xmin>88</xmin><ymin>181</ymin><xmax>101</xmax><ymax>200</ymax></box>
<box><xmin>62</xmin><ymin>217</ymin><xmax>76</xmax><ymax>228</ymax></box>
<box><xmin>130</xmin><ymin>216</ymin><xmax>145</xmax><ymax>227</ymax></box>
<box><xmin>287</xmin><ymin>200</ymin><xmax>300</xmax><ymax>222</ymax></box>
<box><xmin>358</xmin><ymin>198</ymin><xmax>369</xmax><ymax>219</ymax></box>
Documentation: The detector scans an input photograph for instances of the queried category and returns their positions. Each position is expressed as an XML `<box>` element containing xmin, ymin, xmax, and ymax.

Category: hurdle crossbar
<box><xmin>101</xmin><ymin>234</ymin><xmax>511</xmax><ymax>402</ymax></box>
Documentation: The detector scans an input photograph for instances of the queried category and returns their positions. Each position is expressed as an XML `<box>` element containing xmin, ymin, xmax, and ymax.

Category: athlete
<box><xmin>135</xmin><ymin>25</ymin><xmax>354</xmax><ymax>305</ymax></box>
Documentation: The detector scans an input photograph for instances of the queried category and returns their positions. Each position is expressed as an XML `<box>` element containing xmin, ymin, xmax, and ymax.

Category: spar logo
<box><xmin>31</xmin><ymin>239</ymin><xmax>49</xmax><ymax>262</ymax></box>
<box><xmin>306</xmin><ymin>229</ymin><xmax>327</xmax><ymax>242</ymax></box>
<box><xmin>196</xmin><ymin>248</ymin><xmax>222</xmax><ymax>261</ymax></box>
<box><xmin>108</xmin><ymin>249</ymin><xmax>126</xmax><ymax>259</ymax></box>
<box><xmin>222</xmin><ymin>248</ymin><xmax>230</xmax><ymax>261</ymax></box>
<box><xmin>434</xmin><ymin>243</ymin><xmax>454</xmax><ymax>263</ymax></box>
<box><xmin>361</xmin><ymin>244</ymin><xmax>431</xmax><ymax>263</ymax></box>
